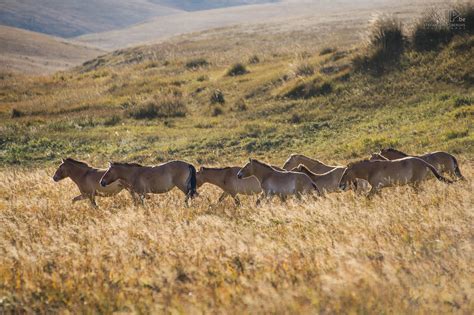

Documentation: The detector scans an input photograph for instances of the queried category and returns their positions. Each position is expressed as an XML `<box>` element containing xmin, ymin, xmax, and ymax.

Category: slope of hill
<box><xmin>155</xmin><ymin>0</ymin><xmax>278</xmax><ymax>11</ymax></box>
<box><xmin>0</xmin><ymin>0</ymin><xmax>183</xmax><ymax>38</ymax></box>
<box><xmin>0</xmin><ymin>26</ymin><xmax>104</xmax><ymax>74</ymax></box>
<box><xmin>75</xmin><ymin>0</ymin><xmax>445</xmax><ymax>50</ymax></box>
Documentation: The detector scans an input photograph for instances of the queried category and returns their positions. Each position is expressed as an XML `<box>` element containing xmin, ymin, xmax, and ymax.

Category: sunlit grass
<box><xmin>0</xmin><ymin>164</ymin><xmax>472</xmax><ymax>313</ymax></box>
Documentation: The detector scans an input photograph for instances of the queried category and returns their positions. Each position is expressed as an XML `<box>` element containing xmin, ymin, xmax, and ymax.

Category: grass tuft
<box><xmin>227</xmin><ymin>63</ymin><xmax>248</xmax><ymax>76</ymax></box>
<box><xmin>127</xmin><ymin>95</ymin><xmax>186</xmax><ymax>119</ymax></box>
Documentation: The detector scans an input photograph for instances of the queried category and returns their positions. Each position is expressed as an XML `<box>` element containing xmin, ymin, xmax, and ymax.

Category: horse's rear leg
<box><xmin>72</xmin><ymin>195</ymin><xmax>87</xmax><ymax>203</ymax></box>
<box><xmin>218</xmin><ymin>192</ymin><xmax>229</xmax><ymax>203</ymax></box>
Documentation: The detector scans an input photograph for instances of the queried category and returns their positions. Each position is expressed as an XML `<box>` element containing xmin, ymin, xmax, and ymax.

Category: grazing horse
<box><xmin>53</xmin><ymin>158</ymin><xmax>130</xmax><ymax>207</ymax></box>
<box><xmin>339</xmin><ymin>157</ymin><xmax>453</xmax><ymax>198</ymax></box>
<box><xmin>100</xmin><ymin>161</ymin><xmax>197</xmax><ymax>206</ymax></box>
<box><xmin>291</xmin><ymin>164</ymin><xmax>346</xmax><ymax>194</ymax></box>
<box><xmin>237</xmin><ymin>158</ymin><xmax>320</xmax><ymax>202</ymax></box>
<box><xmin>379</xmin><ymin>148</ymin><xmax>464</xmax><ymax>180</ymax></box>
<box><xmin>196</xmin><ymin>166</ymin><xmax>261</xmax><ymax>205</ymax></box>
<box><xmin>282</xmin><ymin>154</ymin><xmax>341</xmax><ymax>173</ymax></box>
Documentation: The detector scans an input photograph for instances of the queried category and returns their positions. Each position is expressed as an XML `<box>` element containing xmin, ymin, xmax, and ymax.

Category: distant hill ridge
<box><xmin>0</xmin><ymin>0</ymin><xmax>277</xmax><ymax>38</ymax></box>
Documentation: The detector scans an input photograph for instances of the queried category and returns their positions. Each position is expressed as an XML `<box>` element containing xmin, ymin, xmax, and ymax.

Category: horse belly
<box><xmin>234</xmin><ymin>178</ymin><xmax>261</xmax><ymax>195</ymax></box>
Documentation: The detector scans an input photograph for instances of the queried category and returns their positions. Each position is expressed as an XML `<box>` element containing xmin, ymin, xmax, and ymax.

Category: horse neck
<box><xmin>252</xmin><ymin>163</ymin><xmax>273</xmax><ymax>180</ymax></box>
<box><xmin>66</xmin><ymin>164</ymin><xmax>90</xmax><ymax>184</ymax></box>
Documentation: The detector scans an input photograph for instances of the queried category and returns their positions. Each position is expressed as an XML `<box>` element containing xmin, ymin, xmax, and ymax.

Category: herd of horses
<box><xmin>52</xmin><ymin>148</ymin><xmax>464</xmax><ymax>207</ymax></box>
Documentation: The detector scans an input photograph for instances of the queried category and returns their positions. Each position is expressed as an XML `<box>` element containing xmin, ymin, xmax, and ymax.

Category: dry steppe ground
<box><xmin>0</xmin><ymin>164</ymin><xmax>472</xmax><ymax>313</ymax></box>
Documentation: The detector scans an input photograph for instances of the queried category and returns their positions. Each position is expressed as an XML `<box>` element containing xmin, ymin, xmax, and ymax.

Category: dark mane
<box><xmin>251</xmin><ymin>159</ymin><xmax>277</xmax><ymax>171</ymax></box>
<box><xmin>347</xmin><ymin>159</ymin><xmax>374</xmax><ymax>168</ymax></box>
<box><xmin>111</xmin><ymin>162</ymin><xmax>143</xmax><ymax>167</ymax></box>
<box><xmin>382</xmin><ymin>148</ymin><xmax>408</xmax><ymax>156</ymax></box>
<box><xmin>64</xmin><ymin>158</ymin><xmax>90</xmax><ymax>168</ymax></box>
<box><xmin>201</xmin><ymin>166</ymin><xmax>232</xmax><ymax>171</ymax></box>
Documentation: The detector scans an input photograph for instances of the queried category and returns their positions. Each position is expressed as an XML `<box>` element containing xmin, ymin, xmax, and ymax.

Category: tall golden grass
<box><xmin>0</xmin><ymin>164</ymin><xmax>472</xmax><ymax>313</ymax></box>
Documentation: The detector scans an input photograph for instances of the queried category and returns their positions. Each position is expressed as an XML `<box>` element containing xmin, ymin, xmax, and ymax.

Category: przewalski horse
<box><xmin>378</xmin><ymin>148</ymin><xmax>464</xmax><ymax>180</ymax></box>
<box><xmin>237</xmin><ymin>158</ymin><xmax>320</xmax><ymax>203</ymax></box>
<box><xmin>53</xmin><ymin>158</ymin><xmax>131</xmax><ymax>207</ymax></box>
<box><xmin>196</xmin><ymin>166</ymin><xmax>262</xmax><ymax>205</ymax></box>
<box><xmin>291</xmin><ymin>164</ymin><xmax>346</xmax><ymax>194</ymax></box>
<box><xmin>100</xmin><ymin>160</ymin><xmax>197</xmax><ymax>206</ymax></box>
<box><xmin>282</xmin><ymin>154</ymin><xmax>342</xmax><ymax>173</ymax></box>
<box><xmin>339</xmin><ymin>157</ymin><xmax>453</xmax><ymax>198</ymax></box>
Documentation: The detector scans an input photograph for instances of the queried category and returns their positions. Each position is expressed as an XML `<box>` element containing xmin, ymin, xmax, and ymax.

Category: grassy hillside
<box><xmin>0</xmin><ymin>11</ymin><xmax>473</xmax><ymax>314</ymax></box>
<box><xmin>0</xmin><ymin>26</ymin><xmax>103</xmax><ymax>74</ymax></box>
<box><xmin>1</xmin><ymin>30</ymin><xmax>472</xmax><ymax>167</ymax></box>
<box><xmin>0</xmin><ymin>0</ymin><xmax>183</xmax><ymax>37</ymax></box>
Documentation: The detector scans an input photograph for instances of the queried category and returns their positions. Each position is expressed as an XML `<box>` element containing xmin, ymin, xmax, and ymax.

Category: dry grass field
<box><xmin>0</xmin><ymin>163</ymin><xmax>472</xmax><ymax>313</ymax></box>
<box><xmin>1</xmin><ymin>2</ymin><xmax>473</xmax><ymax>313</ymax></box>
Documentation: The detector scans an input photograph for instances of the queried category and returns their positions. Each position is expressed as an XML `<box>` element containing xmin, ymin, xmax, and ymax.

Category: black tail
<box><xmin>186</xmin><ymin>165</ymin><xmax>197</xmax><ymax>198</ymax></box>
<box><xmin>451</xmin><ymin>156</ymin><xmax>465</xmax><ymax>180</ymax></box>
<box><xmin>422</xmin><ymin>160</ymin><xmax>453</xmax><ymax>184</ymax></box>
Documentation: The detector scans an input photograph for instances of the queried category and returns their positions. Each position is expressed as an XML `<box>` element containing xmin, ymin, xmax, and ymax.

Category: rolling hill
<box><xmin>0</xmin><ymin>0</ymin><xmax>184</xmax><ymax>38</ymax></box>
<box><xmin>0</xmin><ymin>25</ymin><xmax>103</xmax><ymax>74</ymax></box>
<box><xmin>75</xmin><ymin>0</ymin><xmax>446</xmax><ymax>50</ymax></box>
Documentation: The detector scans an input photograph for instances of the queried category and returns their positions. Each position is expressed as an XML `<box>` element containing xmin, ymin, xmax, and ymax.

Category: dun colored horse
<box><xmin>379</xmin><ymin>148</ymin><xmax>464</xmax><ymax>180</ymax></box>
<box><xmin>53</xmin><ymin>158</ymin><xmax>130</xmax><ymax>207</ymax></box>
<box><xmin>100</xmin><ymin>160</ymin><xmax>197</xmax><ymax>205</ymax></box>
<box><xmin>282</xmin><ymin>154</ymin><xmax>341</xmax><ymax>173</ymax></box>
<box><xmin>339</xmin><ymin>157</ymin><xmax>453</xmax><ymax>198</ymax></box>
<box><xmin>196</xmin><ymin>166</ymin><xmax>261</xmax><ymax>205</ymax></box>
<box><xmin>291</xmin><ymin>164</ymin><xmax>346</xmax><ymax>194</ymax></box>
<box><xmin>237</xmin><ymin>158</ymin><xmax>320</xmax><ymax>202</ymax></box>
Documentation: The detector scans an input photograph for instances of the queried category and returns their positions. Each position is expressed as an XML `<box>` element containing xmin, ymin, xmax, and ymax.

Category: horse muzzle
<box><xmin>339</xmin><ymin>183</ymin><xmax>347</xmax><ymax>191</ymax></box>
<box><xmin>237</xmin><ymin>172</ymin><xmax>243</xmax><ymax>179</ymax></box>
<box><xmin>100</xmin><ymin>180</ymin><xmax>107</xmax><ymax>187</ymax></box>
<box><xmin>52</xmin><ymin>175</ymin><xmax>60</xmax><ymax>182</ymax></box>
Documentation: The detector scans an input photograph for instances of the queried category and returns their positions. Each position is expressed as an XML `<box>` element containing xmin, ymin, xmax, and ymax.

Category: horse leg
<box><xmin>72</xmin><ymin>195</ymin><xmax>87</xmax><ymax>203</ymax></box>
<box><xmin>233</xmin><ymin>195</ymin><xmax>242</xmax><ymax>206</ymax></box>
<box><xmin>256</xmin><ymin>192</ymin><xmax>266</xmax><ymax>206</ymax></box>
<box><xmin>88</xmin><ymin>194</ymin><xmax>98</xmax><ymax>208</ymax></box>
<box><xmin>218</xmin><ymin>192</ymin><xmax>229</xmax><ymax>203</ymax></box>
<box><xmin>367</xmin><ymin>187</ymin><xmax>379</xmax><ymax>199</ymax></box>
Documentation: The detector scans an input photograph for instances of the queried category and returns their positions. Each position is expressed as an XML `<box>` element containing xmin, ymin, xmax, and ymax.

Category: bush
<box><xmin>353</xmin><ymin>16</ymin><xmax>405</xmax><ymax>74</ymax></box>
<box><xmin>185</xmin><ymin>58</ymin><xmax>209</xmax><ymax>70</ymax></box>
<box><xmin>319</xmin><ymin>47</ymin><xmax>336</xmax><ymax>56</ymax></box>
<box><xmin>290</xmin><ymin>61</ymin><xmax>315</xmax><ymax>77</ymax></box>
<box><xmin>234</xmin><ymin>99</ymin><xmax>247</xmax><ymax>112</ymax></box>
<box><xmin>210</xmin><ymin>89</ymin><xmax>225</xmax><ymax>104</ymax></box>
<box><xmin>127</xmin><ymin>95</ymin><xmax>186</xmax><ymax>119</ymax></box>
<box><xmin>284</xmin><ymin>81</ymin><xmax>332</xmax><ymax>99</ymax></box>
<box><xmin>103</xmin><ymin>115</ymin><xmax>121</xmax><ymax>126</ymax></box>
<box><xmin>412</xmin><ymin>4</ymin><xmax>474</xmax><ymax>51</ymax></box>
<box><xmin>211</xmin><ymin>106</ymin><xmax>223</xmax><ymax>117</ymax></box>
<box><xmin>227</xmin><ymin>63</ymin><xmax>248</xmax><ymax>76</ymax></box>
<box><xmin>11</xmin><ymin>108</ymin><xmax>25</xmax><ymax>118</ymax></box>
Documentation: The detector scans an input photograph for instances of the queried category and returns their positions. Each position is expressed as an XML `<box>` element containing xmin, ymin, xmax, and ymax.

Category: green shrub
<box><xmin>319</xmin><ymin>47</ymin><xmax>336</xmax><ymax>56</ymax></box>
<box><xmin>11</xmin><ymin>108</ymin><xmax>25</xmax><ymax>118</ymax></box>
<box><xmin>227</xmin><ymin>63</ymin><xmax>248</xmax><ymax>76</ymax></box>
<box><xmin>210</xmin><ymin>89</ymin><xmax>225</xmax><ymax>104</ymax></box>
<box><xmin>185</xmin><ymin>58</ymin><xmax>209</xmax><ymax>70</ymax></box>
<box><xmin>353</xmin><ymin>16</ymin><xmax>405</xmax><ymax>74</ymax></box>
<box><xmin>103</xmin><ymin>115</ymin><xmax>121</xmax><ymax>126</ymax></box>
<box><xmin>284</xmin><ymin>81</ymin><xmax>332</xmax><ymax>99</ymax></box>
<box><xmin>127</xmin><ymin>95</ymin><xmax>186</xmax><ymax>119</ymax></box>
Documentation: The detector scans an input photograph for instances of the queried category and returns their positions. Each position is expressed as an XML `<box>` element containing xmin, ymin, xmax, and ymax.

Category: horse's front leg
<box><xmin>233</xmin><ymin>195</ymin><xmax>242</xmax><ymax>207</ymax></box>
